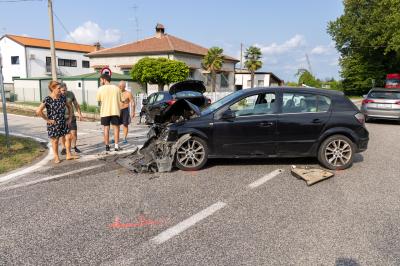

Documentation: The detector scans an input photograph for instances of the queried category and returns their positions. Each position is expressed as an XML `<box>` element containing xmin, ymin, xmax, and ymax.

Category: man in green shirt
<box><xmin>60</xmin><ymin>82</ymin><xmax>83</xmax><ymax>155</ymax></box>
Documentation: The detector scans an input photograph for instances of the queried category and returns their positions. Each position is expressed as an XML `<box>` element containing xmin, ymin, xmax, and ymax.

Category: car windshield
<box><xmin>201</xmin><ymin>90</ymin><xmax>246</xmax><ymax>115</ymax></box>
<box><xmin>368</xmin><ymin>91</ymin><xmax>400</xmax><ymax>99</ymax></box>
<box><xmin>174</xmin><ymin>91</ymin><xmax>202</xmax><ymax>97</ymax></box>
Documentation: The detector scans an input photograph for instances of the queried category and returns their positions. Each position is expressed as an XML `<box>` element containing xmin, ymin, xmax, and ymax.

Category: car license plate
<box><xmin>377</xmin><ymin>104</ymin><xmax>386</xmax><ymax>108</ymax></box>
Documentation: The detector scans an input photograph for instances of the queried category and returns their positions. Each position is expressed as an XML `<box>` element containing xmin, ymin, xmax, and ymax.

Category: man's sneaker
<box><xmin>73</xmin><ymin>147</ymin><xmax>81</xmax><ymax>153</ymax></box>
<box><xmin>61</xmin><ymin>148</ymin><xmax>66</xmax><ymax>155</ymax></box>
<box><xmin>114</xmin><ymin>147</ymin><xmax>122</xmax><ymax>152</ymax></box>
<box><xmin>122</xmin><ymin>139</ymin><xmax>128</xmax><ymax>144</ymax></box>
<box><xmin>105</xmin><ymin>145</ymin><xmax>110</xmax><ymax>152</ymax></box>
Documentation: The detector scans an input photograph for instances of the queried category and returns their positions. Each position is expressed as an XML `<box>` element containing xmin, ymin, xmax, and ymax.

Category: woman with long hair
<box><xmin>36</xmin><ymin>81</ymin><xmax>79</xmax><ymax>163</ymax></box>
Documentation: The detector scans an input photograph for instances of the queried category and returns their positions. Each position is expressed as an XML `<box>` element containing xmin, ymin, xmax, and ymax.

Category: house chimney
<box><xmin>155</xmin><ymin>23</ymin><xmax>165</xmax><ymax>38</ymax></box>
<box><xmin>94</xmin><ymin>42</ymin><xmax>102</xmax><ymax>51</ymax></box>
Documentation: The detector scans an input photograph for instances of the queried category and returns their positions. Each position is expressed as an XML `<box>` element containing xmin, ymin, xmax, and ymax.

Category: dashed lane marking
<box><xmin>248</xmin><ymin>169</ymin><xmax>283</xmax><ymax>189</ymax></box>
<box><xmin>150</xmin><ymin>201</ymin><xmax>227</xmax><ymax>245</ymax></box>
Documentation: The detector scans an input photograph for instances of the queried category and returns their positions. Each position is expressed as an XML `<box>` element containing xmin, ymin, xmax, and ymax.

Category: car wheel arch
<box><xmin>316</xmin><ymin>129</ymin><xmax>357</xmax><ymax>152</ymax></box>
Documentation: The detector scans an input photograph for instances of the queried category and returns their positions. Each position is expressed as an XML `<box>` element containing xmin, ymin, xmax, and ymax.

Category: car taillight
<box><xmin>395</xmin><ymin>101</ymin><xmax>400</xmax><ymax>105</ymax></box>
<box><xmin>362</xmin><ymin>99</ymin><xmax>374</xmax><ymax>104</ymax></box>
<box><xmin>167</xmin><ymin>100</ymin><xmax>177</xmax><ymax>105</ymax></box>
<box><xmin>354</xmin><ymin>112</ymin><xmax>365</xmax><ymax>125</ymax></box>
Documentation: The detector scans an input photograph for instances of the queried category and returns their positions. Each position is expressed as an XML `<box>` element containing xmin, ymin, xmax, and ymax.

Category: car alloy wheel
<box><xmin>175</xmin><ymin>137</ymin><xmax>208</xmax><ymax>171</ymax></box>
<box><xmin>318</xmin><ymin>135</ymin><xmax>355</xmax><ymax>170</ymax></box>
<box><xmin>324</xmin><ymin>139</ymin><xmax>352</xmax><ymax>167</ymax></box>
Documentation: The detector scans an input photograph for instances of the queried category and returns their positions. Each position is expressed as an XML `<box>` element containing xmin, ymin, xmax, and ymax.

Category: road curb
<box><xmin>0</xmin><ymin>132</ymin><xmax>52</xmax><ymax>184</ymax></box>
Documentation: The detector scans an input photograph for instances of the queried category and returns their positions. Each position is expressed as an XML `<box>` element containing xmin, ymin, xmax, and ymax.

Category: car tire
<box><xmin>318</xmin><ymin>135</ymin><xmax>355</xmax><ymax>170</ymax></box>
<box><xmin>175</xmin><ymin>136</ymin><xmax>208</xmax><ymax>171</ymax></box>
<box><xmin>365</xmin><ymin>115</ymin><xmax>370</xmax><ymax>123</ymax></box>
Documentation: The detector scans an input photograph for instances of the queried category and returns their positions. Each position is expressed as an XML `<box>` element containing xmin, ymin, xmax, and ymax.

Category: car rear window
<box><xmin>174</xmin><ymin>91</ymin><xmax>203</xmax><ymax>97</ymax></box>
<box><xmin>282</xmin><ymin>93</ymin><xmax>331</xmax><ymax>113</ymax></box>
<box><xmin>368</xmin><ymin>91</ymin><xmax>400</xmax><ymax>99</ymax></box>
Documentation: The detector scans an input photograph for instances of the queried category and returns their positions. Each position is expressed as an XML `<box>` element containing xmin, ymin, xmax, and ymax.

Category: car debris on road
<box><xmin>116</xmin><ymin>99</ymin><xmax>201</xmax><ymax>173</ymax></box>
<box><xmin>291</xmin><ymin>165</ymin><xmax>334</xmax><ymax>186</ymax></box>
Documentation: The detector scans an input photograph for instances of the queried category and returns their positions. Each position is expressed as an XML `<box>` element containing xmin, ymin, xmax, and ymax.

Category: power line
<box><xmin>0</xmin><ymin>0</ymin><xmax>42</xmax><ymax>2</ymax></box>
<box><xmin>53</xmin><ymin>11</ymin><xmax>78</xmax><ymax>43</ymax></box>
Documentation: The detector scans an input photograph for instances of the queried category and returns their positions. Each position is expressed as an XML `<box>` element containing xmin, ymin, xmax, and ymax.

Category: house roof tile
<box><xmin>87</xmin><ymin>34</ymin><xmax>239</xmax><ymax>62</ymax></box>
<box><xmin>4</xmin><ymin>34</ymin><xmax>97</xmax><ymax>53</ymax></box>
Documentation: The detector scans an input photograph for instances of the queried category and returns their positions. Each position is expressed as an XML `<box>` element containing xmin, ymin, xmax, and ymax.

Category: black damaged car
<box><xmin>139</xmin><ymin>87</ymin><xmax>369</xmax><ymax>172</ymax></box>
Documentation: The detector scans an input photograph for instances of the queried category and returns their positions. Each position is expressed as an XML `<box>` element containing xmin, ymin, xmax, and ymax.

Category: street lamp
<box><xmin>0</xmin><ymin>48</ymin><xmax>10</xmax><ymax>148</ymax></box>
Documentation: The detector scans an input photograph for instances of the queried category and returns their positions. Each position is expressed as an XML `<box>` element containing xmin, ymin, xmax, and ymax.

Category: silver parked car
<box><xmin>361</xmin><ymin>88</ymin><xmax>400</xmax><ymax>122</ymax></box>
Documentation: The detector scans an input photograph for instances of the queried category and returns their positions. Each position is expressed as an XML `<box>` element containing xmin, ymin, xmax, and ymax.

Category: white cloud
<box><xmin>256</xmin><ymin>34</ymin><xmax>306</xmax><ymax>55</ymax></box>
<box><xmin>310</xmin><ymin>45</ymin><xmax>331</xmax><ymax>55</ymax></box>
<box><xmin>66</xmin><ymin>21</ymin><xmax>121</xmax><ymax>45</ymax></box>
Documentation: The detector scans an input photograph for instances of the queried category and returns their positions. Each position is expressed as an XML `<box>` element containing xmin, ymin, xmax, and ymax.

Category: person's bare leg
<box><xmin>71</xmin><ymin>130</ymin><xmax>77</xmax><ymax>147</ymax></box>
<box><xmin>113</xmin><ymin>125</ymin><xmax>120</xmax><ymax>145</ymax></box>
<box><xmin>104</xmin><ymin>126</ymin><xmax>110</xmax><ymax>145</ymax></box>
<box><xmin>60</xmin><ymin>135</ymin><xmax>66</xmax><ymax>150</ymax></box>
<box><xmin>123</xmin><ymin>125</ymin><xmax>128</xmax><ymax>140</ymax></box>
<box><xmin>66</xmin><ymin>133</ymin><xmax>79</xmax><ymax>160</ymax></box>
<box><xmin>51</xmin><ymin>138</ymin><xmax>61</xmax><ymax>163</ymax></box>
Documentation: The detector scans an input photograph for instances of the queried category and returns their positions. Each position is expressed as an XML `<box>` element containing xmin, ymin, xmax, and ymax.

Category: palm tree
<box><xmin>244</xmin><ymin>46</ymin><xmax>263</xmax><ymax>88</ymax></box>
<box><xmin>202</xmin><ymin>47</ymin><xmax>224</xmax><ymax>92</ymax></box>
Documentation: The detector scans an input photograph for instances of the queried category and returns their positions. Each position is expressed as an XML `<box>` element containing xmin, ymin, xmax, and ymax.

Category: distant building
<box><xmin>86</xmin><ymin>24</ymin><xmax>239</xmax><ymax>93</ymax></box>
<box><xmin>234</xmin><ymin>69</ymin><xmax>283</xmax><ymax>90</ymax></box>
<box><xmin>0</xmin><ymin>34</ymin><xmax>99</xmax><ymax>87</ymax></box>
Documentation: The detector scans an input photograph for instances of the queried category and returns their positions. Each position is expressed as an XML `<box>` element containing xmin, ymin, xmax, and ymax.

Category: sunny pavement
<box><xmin>0</xmin><ymin>114</ymin><xmax>400</xmax><ymax>265</ymax></box>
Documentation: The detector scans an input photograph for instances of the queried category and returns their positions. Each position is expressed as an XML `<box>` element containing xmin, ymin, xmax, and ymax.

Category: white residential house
<box><xmin>86</xmin><ymin>24</ymin><xmax>239</xmax><ymax>94</ymax></box>
<box><xmin>0</xmin><ymin>34</ymin><xmax>98</xmax><ymax>88</ymax></box>
<box><xmin>234</xmin><ymin>69</ymin><xmax>283</xmax><ymax>90</ymax></box>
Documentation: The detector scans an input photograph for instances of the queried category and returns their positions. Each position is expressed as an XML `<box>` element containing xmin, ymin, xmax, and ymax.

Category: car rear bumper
<box><xmin>356</xmin><ymin>137</ymin><xmax>369</xmax><ymax>152</ymax></box>
<box><xmin>362</xmin><ymin>107</ymin><xmax>400</xmax><ymax>120</ymax></box>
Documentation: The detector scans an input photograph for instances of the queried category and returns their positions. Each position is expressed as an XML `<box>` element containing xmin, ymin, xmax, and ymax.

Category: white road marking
<box><xmin>248</xmin><ymin>169</ymin><xmax>283</xmax><ymax>189</ymax></box>
<box><xmin>150</xmin><ymin>201</ymin><xmax>227</xmax><ymax>245</ymax></box>
<box><xmin>78</xmin><ymin>147</ymin><xmax>139</xmax><ymax>162</ymax></box>
<box><xmin>0</xmin><ymin>164</ymin><xmax>103</xmax><ymax>192</ymax></box>
<box><xmin>0</xmin><ymin>132</ymin><xmax>53</xmax><ymax>184</ymax></box>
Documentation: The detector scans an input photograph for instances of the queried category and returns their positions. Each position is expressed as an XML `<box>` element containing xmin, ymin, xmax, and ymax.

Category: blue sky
<box><xmin>0</xmin><ymin>0</ymin><xmax>344</xmax><ymax>82</ymax></box>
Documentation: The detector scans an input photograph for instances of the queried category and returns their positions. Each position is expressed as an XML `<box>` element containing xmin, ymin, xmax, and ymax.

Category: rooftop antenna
<box><xmin>130</xmin><ymin>3</ymin><xmax>141</xmax><ymax>41</ymax></box>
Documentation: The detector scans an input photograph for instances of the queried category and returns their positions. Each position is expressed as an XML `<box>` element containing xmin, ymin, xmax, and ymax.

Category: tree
<box><xmin>296</xmin><ymin>69</ymin><xmax>321</xmax><ymax>88</ymax></box>
<box><xmin>202</xmin><ymin>47</ymin><xmax>224</xmax><ymax>92</ymax></box>
<box><xmin>130</xmin><ymin>57</ymin><xmax>189</xmax><ymax>92</ymax></box>
<box><xmin>244</xmin><ymin>46</ymin><xmax>263</xmax><ymax>88</ymax></box>
<box><xmin>328</xmin><ymin>0</ymin><xmax>400</xmax><ymax>95</ymax></box>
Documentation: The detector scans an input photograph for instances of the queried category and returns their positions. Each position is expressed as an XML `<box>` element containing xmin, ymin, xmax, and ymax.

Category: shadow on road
<box><xmin>335</xmin><ymin>258</ymin><xmax>360</xmax><ymax>266</ymax></box>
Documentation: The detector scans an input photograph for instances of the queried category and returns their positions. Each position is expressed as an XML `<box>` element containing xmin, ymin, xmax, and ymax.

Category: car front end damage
<box><xmin>122</xmin><ymin>99</ymin><xmax>201</xmax><ymax>173</ymax></box>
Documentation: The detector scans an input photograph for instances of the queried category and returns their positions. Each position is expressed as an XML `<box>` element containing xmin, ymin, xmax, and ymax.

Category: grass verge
<box><xmin>0</xmin><ymin>134</ymin><xmax>46</xmax><ymax>174</ymax></box>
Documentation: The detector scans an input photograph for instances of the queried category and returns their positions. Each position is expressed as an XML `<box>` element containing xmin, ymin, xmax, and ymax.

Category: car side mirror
<box><xmin>362</xmin><ymin>95</ymin><xmax>367</xmax><ymax>98</ymax></box>
<box><xmin>142</xmin><ymin>98</ymin><xmax>148</xmax><ymax>105</ymax></box>
<box><xmin>221</xmin><ymin>109</ymin><xmax>236</xmax><ymax>120</ymax></box>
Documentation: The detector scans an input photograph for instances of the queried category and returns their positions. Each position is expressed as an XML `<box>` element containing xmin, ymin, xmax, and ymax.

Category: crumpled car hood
<box><xmin>154</xmin><ymin>99</ymin><xmax>201</xmax><ymax>124</ymax></box>
<box><xmin>169</xmin><ymin>80</ymin><xmax>206</xmax><ymax>95</ymax></box>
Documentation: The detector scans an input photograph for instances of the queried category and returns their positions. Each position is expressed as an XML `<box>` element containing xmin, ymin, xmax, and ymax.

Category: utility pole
<box><xmin>0</xmin><ymin>50</ymin><xmax>10</xmax><ymax>148</ymax></box>
<box><xmin>48</xmin><ymin>0</ymin><xmax>57</xmax><ymax>81</ymax></box>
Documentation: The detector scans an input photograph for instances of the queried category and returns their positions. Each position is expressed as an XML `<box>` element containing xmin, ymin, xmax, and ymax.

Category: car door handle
<box><xmin>259</xmin><ymin>122</ymin><xmax>274</xmax><ymax>127</ymax></box>
<box><xmin>312</xmin><ymin>118</ymin><xmax>322</xmax><ymax>124</ymax></box>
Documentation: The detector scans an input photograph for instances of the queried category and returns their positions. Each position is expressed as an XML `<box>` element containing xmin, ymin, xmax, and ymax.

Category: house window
<box><xmin>122</xmin><ymin>70</ymin><xmax>130</xmax><ymax>75</ymax></box>
<box><xmin>246</xmin><ymin>80</ymin><xmax>251</xmax><ymax>87</ymax></box>
<box><xmin>82</xmin><ymin>60</ymin><xmax>90</xmax><ymax>68</ymax></box>
<box><xmin>58</xmin><ymin>58</ymin><xmax>77</xmax><ymax>67</ymax></box>
<box><xmin>221</xmin><ymin>72</ymin><xmax>229</xmax><ymax>88</ymax></box>
<box><xmin>188</xmin><ymin>69</ymin><xmax>196</xmax><ymax>79</ymax></box>
<box><xmin>258</xmin><ymin>80</ymin><xmax>264</xmax><ymax>87</ymax></box>
<box><xmin>11</xmin><ymin>56</ymin><xmax>19</xmax><ymax>65</ymax></box>
<box><xmin>46</xmin><ymin>57</ymin><xmax>51</xmax><ymax>72</ymax></box>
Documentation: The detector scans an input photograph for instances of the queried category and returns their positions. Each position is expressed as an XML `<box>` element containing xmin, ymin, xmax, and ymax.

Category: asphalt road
<box><xmin>1</xmin><ymin>114</ymin><xmax>400</xmax><ymax>265</ymax></box>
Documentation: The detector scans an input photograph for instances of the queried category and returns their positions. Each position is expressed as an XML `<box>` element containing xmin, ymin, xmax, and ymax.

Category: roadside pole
<box><xmin>48</xmin><ymin>0</ymin><xmax>57</xmax><ymax>81</ymax></box>
<box><xmin>0</xmin><ymin>51</ymin><xmax>11</xmax><ymax>148</ymax></box>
